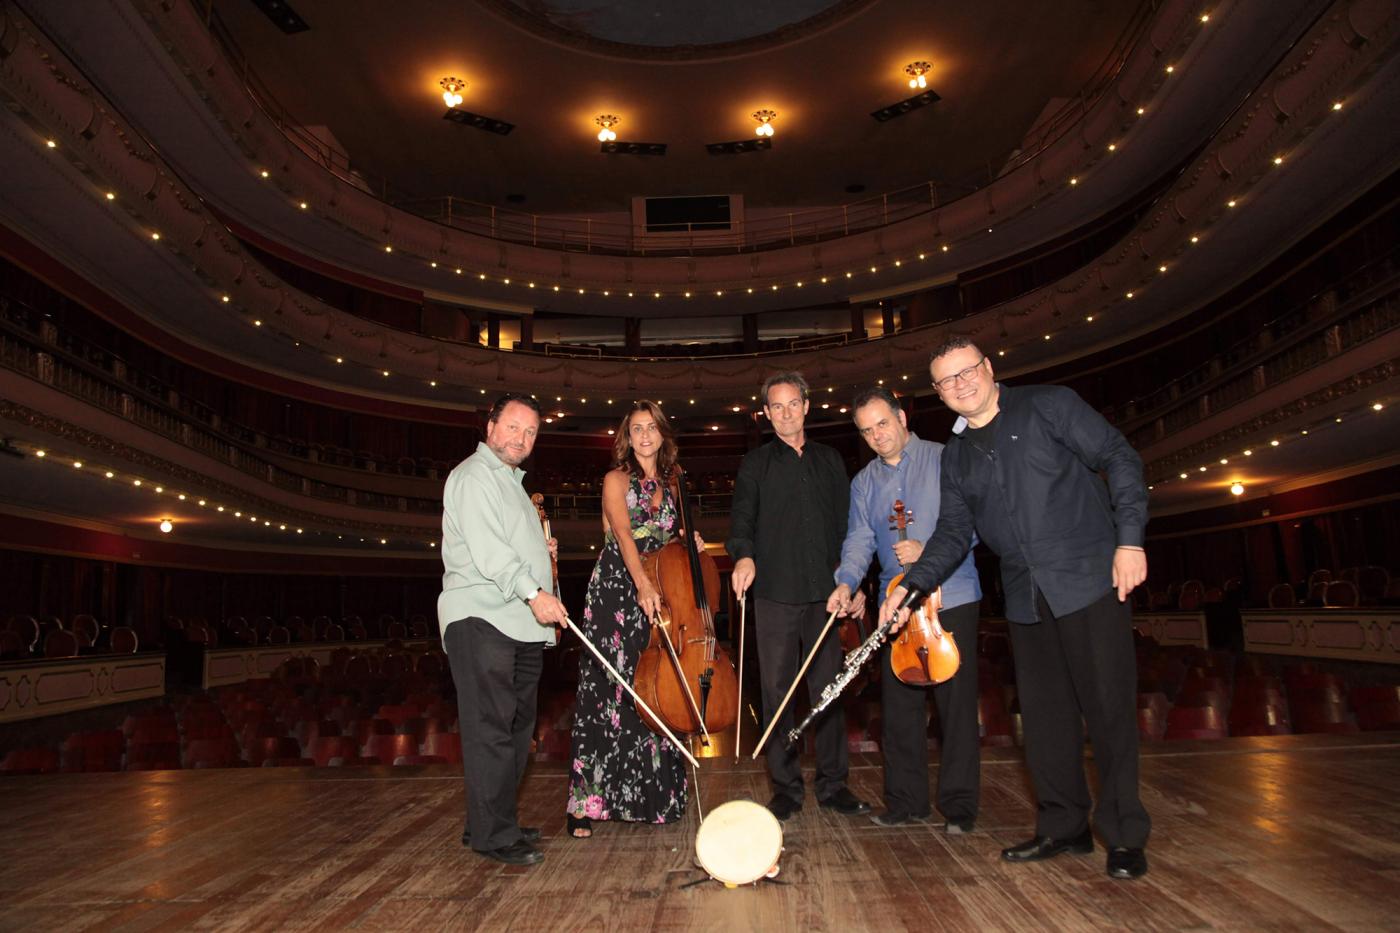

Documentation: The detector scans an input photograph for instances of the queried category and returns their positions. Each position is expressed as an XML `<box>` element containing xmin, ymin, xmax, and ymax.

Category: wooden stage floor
<box><xmin>1</xmin><ymin>734</ymin><xmax>1398</xmax><ymax>932</ymax></box>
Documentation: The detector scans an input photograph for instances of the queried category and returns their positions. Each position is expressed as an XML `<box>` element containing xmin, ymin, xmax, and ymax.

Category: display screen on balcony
<box><xmin>644</xmin><ymin>196</ymin><xmax>732</xmax><ymax>233</ymax></box>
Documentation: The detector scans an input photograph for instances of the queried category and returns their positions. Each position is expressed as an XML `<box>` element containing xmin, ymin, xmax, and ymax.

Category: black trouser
<box><xmin>755</xmin><ymin>598</ymin><xmax>848</xmax><ymax>802</ymax></box>
<box><xmin>444</xmin><ymin>618</ymin><xmax>543</xmax><ymax>852</ymax></box>
<box><xmin>1007</xmin><ymin>590</ymin><xmax>1150</xmax><ymax>848</ymax></box>
<box><xmin>880</xmin><ymin>599</ymin><xmax>980</xmax><ymax>823</ymax></box>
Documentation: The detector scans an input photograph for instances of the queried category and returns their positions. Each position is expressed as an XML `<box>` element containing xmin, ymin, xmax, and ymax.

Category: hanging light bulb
<box><xmin>439</xmin><ymin>77</ymin><xmax>465</xmax><ymax>108</ymax></box>
<box><xmin>595</xmin><ymin>114</ymin><xmax>620</xmax><ymax>142</ymax></box>
<box><xmin>904</xmin><ymin>61</ymin><xmax>932</xmax><ymax>89</ymax></box>
<box><xmin>752</xmin><ymin>109</ymin><xmax>777</xmax><ymax>138</ymax></box>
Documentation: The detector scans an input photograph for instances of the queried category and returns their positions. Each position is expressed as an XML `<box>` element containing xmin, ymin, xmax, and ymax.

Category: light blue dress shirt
<box><xmin>834</xmin><ymin>434</ymin><xmax>982</xmax><ymax>610</ymax></box>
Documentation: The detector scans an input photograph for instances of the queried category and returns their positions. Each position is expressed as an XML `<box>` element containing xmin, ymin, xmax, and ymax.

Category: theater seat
<box><xmin>260</xmin><ymin>757</ymin><xmax>315</xmax><ymax>767</ymax></box>
<box><xmin>125</xmin><ymin>742</ymin><xmax>182</xmax><ymax>770</ymax></box>
<box><xmin>1164</xmin><ymin>706</ymin><xmax>1226</xmax><ymax>740</ymax></box>
<box><xmin>363</xmin><ymin>733</ymin><xmax>420</xmax><ymax>765</ymax></box>
<box><xmin>394</xmin><ymin>755</ymin><xmax>449</xmax><ymax>766</ymax></box>
<box><xmin>423</xmin><ymin>732</ymin><xmax>462</xmax><ymax>761</ymax></box>
<box><xmin>184</xmin><ymin>738</ymin><xmax>242</xmax><ymax>768</ymax></box>
<box><xmin>61</xmin><ymin>730</ymin><xmax>126</xmax><ymax>772</ymax></box>
<box><xmin>1351</xmin><ymin>686</ymin><xmax>1400</xmax><ymax>731</ymax></box>
<box><xmin>0</xmin><ymin>746</ymin><xmax>60</xmax><ymax>774</ymax></box>
<box><xmin>309</xmin><ymin>735</ymin><xmax>357</xmax><ymax>767</ymax></box>
<box><xmin>246</xmin><ymin>736</ymin><xmax>303</xmax><ymax>766</ymax></box>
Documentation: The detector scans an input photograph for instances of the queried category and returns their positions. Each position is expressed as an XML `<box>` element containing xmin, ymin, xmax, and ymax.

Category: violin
<box><xmin>886</xmin><ymin>500</ymin><xmax>960</xmax><ymax>685</ymax></box>
<box><xmin>530</xmin><ymin>493</ymin><xmax>560</xmax><ymax>597</ymax></box>
<box><xmin>632</xmin><ymin>465</ymin><xmax>739</xmax><ymax>745</ymax></box>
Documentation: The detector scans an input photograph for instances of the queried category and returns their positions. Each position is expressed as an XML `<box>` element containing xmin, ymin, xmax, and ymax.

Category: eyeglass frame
<box><xmin>932</xmin><ymin>356</ymin><xmax>988</xmax><ymax>392</ymax></box>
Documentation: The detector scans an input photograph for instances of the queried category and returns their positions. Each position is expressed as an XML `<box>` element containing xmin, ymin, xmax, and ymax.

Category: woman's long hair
<box><xmin>610</xmin><ymin>400</ymin><xmax>678</xmax><ymax>481</ymax></box>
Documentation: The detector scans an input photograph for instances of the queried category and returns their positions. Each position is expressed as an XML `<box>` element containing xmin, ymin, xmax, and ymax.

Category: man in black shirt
<box><xmin>728</xmin><ymin>371</ymin><xmax>871</xmax><ymax>821</ymax></box>
<box><xmin>884</xmin><ymin>337</ymin><xmax>1151</xmax><ymax>880</ymax></box>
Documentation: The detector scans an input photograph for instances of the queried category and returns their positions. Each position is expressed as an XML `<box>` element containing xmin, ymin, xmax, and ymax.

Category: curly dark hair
<box><xmin>928</xmin><ymin>335</ymin><xmax>982</xmax><ymax>365</ymax></box>
<box><xmin>610</xmin><ymin>400</ymin><xmax>679</xmax><ymax>481</ymax></box>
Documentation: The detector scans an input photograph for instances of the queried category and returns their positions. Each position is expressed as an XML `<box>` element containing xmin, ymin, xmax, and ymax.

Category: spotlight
<box><xmin>752</xmin><ymin>109</ymin><xmax>777</xmax><ymax>137</ymax></box>
<box><xmin>1229</xmin><ymin>483</ymin><xmax>1244</xmax><ymax>496</ymax></box>
<box><xmin>439</xmin><ymin>77</ymin><xmax>465</xmax><ymax>109</ymax></box>
<box><xmin>595</xmin><ymin>114</ymin><xmax>620</xmax><ymax>143</ymax></box>
<box><xmin>159</xmin><ymin>519</ymin><xmax>173</xmax><ymax>533</ymax></box>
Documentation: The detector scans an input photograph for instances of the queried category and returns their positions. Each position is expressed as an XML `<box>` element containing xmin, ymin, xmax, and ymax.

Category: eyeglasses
<box><xmin>933</xmin><ymin>357</ymin><xmax>986</xmax><ymax>392</ymax></box>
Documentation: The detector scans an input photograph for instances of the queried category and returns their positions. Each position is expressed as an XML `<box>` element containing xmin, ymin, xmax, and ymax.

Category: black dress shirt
<box><xmin>726</xmin><ymin>438</ymin><xmax>849</xmax><ymax>604</ymax></box>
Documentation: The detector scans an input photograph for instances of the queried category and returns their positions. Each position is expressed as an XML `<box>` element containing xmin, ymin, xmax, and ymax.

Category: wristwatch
<box><xmin>525</xmin><ymin>588</ymin><xmax>541</xmax><ymax>603</ymax></box>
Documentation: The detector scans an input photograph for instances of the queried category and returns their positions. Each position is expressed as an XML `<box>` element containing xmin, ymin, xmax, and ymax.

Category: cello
<box><xmin>632</xmin><ymin>465</ymin><xmax>739</xmax><ymax>746</ymax></box>
<box><xmin>886</xmin><ymin>500</ymin><xmax>960</xmax><ymax>685</ymax></box>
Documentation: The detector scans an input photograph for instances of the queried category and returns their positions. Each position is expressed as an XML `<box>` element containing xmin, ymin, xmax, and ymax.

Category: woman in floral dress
<box><xmin>566</xmin><ymin>400</ymin><xmax>693</xmax><ymax>838</ymax></box>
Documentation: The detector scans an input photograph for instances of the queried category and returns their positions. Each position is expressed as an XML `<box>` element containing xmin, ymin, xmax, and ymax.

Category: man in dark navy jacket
<box><xmin>883</xmin><ymin>336</ymin><xmax>1151</xmax><ymax>880</ymax></box>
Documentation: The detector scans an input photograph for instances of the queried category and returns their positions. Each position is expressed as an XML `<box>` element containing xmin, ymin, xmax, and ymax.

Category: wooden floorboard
<box><xmin>1</xmin><ymin>734</ymin><xmax>1397</xmax><ymax>932</ymax></box>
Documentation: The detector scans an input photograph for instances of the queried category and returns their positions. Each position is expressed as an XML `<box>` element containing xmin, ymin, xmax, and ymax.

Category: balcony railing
<box><xmin>0</xmin><ymin>302</ymin><xmax>443</xmax><ymax>519</ymax></box>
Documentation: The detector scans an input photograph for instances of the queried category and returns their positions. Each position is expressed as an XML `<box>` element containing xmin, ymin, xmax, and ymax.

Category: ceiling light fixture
<box><xmin>904</xmin><ymin>61</ymin><xmax>932</xmax><ymax>89</ymax></box>
<box><xmin>753</xmin><ymin>109</ymin><xmax>777</xmax><ymax>138</ymax></box>
<box><xmin>159</xmin><ymin>519</ymin><xmax>173</xmax><ymax>533</ymax></box>
<box><xmin>1230</xmin><ymin>482</ymin><xmax>1244</xmax><ymax>496</ymax></box>
<box><xmin>440</xmin><ymin>77</ymin><xmax>465</xmax><ymax>109</ymax></box>
<box><xmin>595</xmin><ymin>114</ymin><xmax>620</xmax><ymax>142</ymax></box>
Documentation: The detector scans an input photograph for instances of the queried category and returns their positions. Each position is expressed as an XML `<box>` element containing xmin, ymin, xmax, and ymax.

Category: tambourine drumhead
<box><xmin>695</xmin><ymin>800</ymin><xmax>783</xmax><ymax>886</ymax></box>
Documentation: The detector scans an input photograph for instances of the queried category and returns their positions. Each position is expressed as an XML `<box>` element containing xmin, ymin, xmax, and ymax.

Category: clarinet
<box><xmin>782</xmin><ymin>586</ymin><xmax>928</xmax><ymax>750</ymax></box>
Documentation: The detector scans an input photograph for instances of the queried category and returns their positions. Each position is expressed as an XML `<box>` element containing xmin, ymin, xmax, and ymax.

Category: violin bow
<box><xmin>734</xmin><ymin>595</ymin><xmax>746</xmax><ymax>762</ymax></box>
<box><xmin>562</xmin><ymin>613</ymin><xmax>700</xmax><ymax>769</ymax></box>
<box><xmin>750</xmin><ymin>606</ymin><xmax>842</xmax><ymax>759</ymax></box>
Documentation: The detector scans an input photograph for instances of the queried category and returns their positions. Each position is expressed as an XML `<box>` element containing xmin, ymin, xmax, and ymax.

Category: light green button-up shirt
<box><xmin>437</xmin><ymin>442</ymin><xmax>556</xmax><ymax>645</ymax></box>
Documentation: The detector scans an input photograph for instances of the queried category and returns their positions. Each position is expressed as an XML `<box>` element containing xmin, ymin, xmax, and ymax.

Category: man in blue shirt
<box><xmin>827</xmin><ymin>386</ymin><xmax>982</xmax><ymax>831</ymax></box>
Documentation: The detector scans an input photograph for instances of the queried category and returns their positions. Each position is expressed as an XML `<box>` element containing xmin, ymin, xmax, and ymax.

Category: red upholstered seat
<box><xmin>247</xmin><ymin>736</ymin><xmax>303</xmax><ymax>765</ymax></box>
<box><xmin>363</xmin><ymin>733</ymin><xmax>420</xmax><ymax>765</ymax></box>
<box><xmin>293</xmin><ymin>719</ymin><xmax>341</xmax><ymax>752</ymax></box>
<box><xmin>423</xmin><ymin>732</ymin><xmax>462</xmax><ymax>761</ymax></box>
<box><xmin>376</xmin><ymin>704</ymin><xmax>421</xmax><ymax>728</ymax></box>
<box><xmin>346</xmin><ymin>718</ymin><xmax>395</xmax><ymax>746</ymax></box>
<box><xmin>61</xmin><ymin>730</ymin><xmax>126</xmax><ymax>772</ymax></box>
<box><xmin>329</xmin><ymin>755</ymin><xmax>380</xmax><ymax>767</ymax></box>
<box><xmin>1164</xmin><ymin>705</ymin><xmax>1226</xmax><ymax>740</ymax></box>
<box><xmin>1267</xmin><ymin>584</ymin><xmax>1297</xmax><ymax>608</ymax></box>
<box><xmin>309</xmin><ymin>735</ymin><xmax>357</xmax><ymax>767</ymax></box>
<box><xmin>1293</xmin><ymin>702</ymin><xmax>1359</xmax><ymax>735</ymax></box>
<box><xmin>109</xmin><ymin>626</ymin><xmax>139</xmax><ymax>654</ymax></box>
<box><xmin>1351</xmin><ymin>686</ymin><xmax>1400</xmax><ymax>731</ymax></box>
<box><xmin>1323</xmin><ymin>581</ymin><xmax>1359</xmax><ymax>607</ymax></box>
<box><xmin>125</xmin><ymin>742</ymin><xmax>182</xmax><ymax>770</ymax></box>
<box><xmin>1</xmin><ymin>746</ymin><xmax>61</xmax><ymax>774</ymax></box>
<box><xmin>43</xmin><ymin>628</ymin><xmax>79</xmax><ymax>658</ymax></box>
<box><xmin>393</xmin><ymin>755</ymin><xmax>449</xmax><ymax>766</ymax></box>
<box><xmin>184</xmin><ymin>738</ymin><xmax>241</xmax><ymax>768</ymax></box>
<box><xmin>260</xmin><ymin>757</ymin><xmax>315</xmax><ymax>767</ymax></box>
<box><xmin>1136</xmin><ymin>707</ymin><xmax>1164</xmax><ymax>742</ymax></box>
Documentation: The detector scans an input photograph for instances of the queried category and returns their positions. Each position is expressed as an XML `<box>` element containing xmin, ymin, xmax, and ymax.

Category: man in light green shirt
<box><xmin>440</xmin><ymin>394</ymin><xmax>565</xmax><ymax>867</ymax></box>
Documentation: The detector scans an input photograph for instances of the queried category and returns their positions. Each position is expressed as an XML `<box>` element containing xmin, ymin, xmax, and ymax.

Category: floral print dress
<box><xmin>566</xmin><ymin>473</ymin><xmax>689</xmax><ymax>824</ymax></box>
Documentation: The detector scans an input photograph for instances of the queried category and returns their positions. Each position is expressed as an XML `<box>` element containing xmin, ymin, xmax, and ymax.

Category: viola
<box><xmin>885</xmin><ymin>500</ymin><xmax>960</xmax><ymax>685</ymax></box>
<box><xmin>632</xmin><ymin>466</ymin><xmax>739</xmax><ymax>745</ymax></box>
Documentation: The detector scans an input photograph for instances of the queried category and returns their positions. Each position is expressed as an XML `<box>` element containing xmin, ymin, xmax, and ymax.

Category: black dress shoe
<box><xmin>462</xmin><ymin>826</ymin><xmax>541</xmax><ymax>846</ymax></box>
<box><xmin>767</xmin><ymin>794</ymin><xmax>803</xmax><ymax>821</ymax></box>
<box><xmin>476</xmin><ymin>840</ymin><xmax>543</xmax><ymax>866</ymax></box>
<box><xmin>1106</xmin><ymin>846</ymin><xmax>1148</xmax><ymax>879</ymax></box>
<box><xmin>818</xmin><ymin>787</ymin><xmax>873</xmax><ymax>816</ymax></box>
<box><xmin>1000</xmin><ymin>828</ymin><xmax>1094</xmax><ymax>862</ymax></box>
<box><xmin>870</xmin><ymin>810</ymin><xmax>929</xmax><ymax>827</ymax></box>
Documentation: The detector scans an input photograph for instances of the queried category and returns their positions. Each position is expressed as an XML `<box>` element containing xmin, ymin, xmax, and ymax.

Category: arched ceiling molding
<box><xmin>2</xmin><ymin>0</ymin><xmax>1396</xmax><ymax>402</ymax></box>
<box><xmin>130</xmin><ymin>0</ymin><xmax>1204</xmax><ymax>301</ymax></box>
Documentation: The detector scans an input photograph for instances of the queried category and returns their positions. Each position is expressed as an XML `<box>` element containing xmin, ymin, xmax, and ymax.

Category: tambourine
<box><xmin>694</xmin><ymin>800</ymin><xmax>783</xmax><ymax>887</ymax></box>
